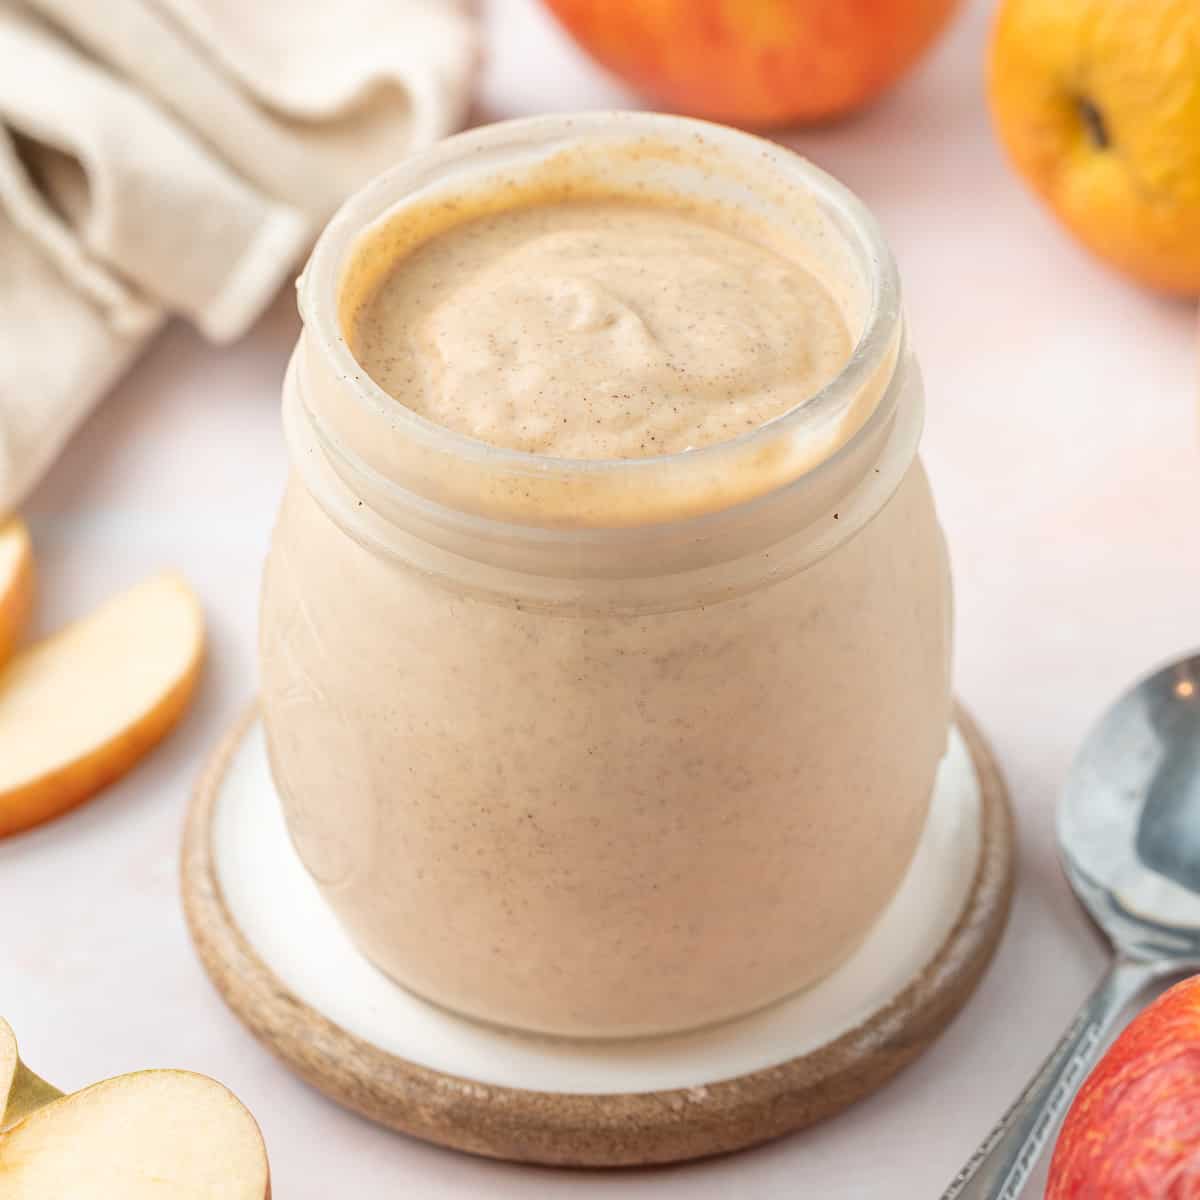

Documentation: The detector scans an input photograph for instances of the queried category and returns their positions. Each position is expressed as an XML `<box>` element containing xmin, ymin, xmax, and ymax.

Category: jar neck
<box><xmin>296</xmin><ymin>113</ymin><xmax>904</xmax><ymax>533</ymax></box>
<box><xmin>284</xmin><ymin>330</ymin><xmax>922</xmax><ymax>604</ymax></box>
<box><xmin>285</xmin><ymin>111</ymin><xmax>920</xmax><ymax>604</ymax></box>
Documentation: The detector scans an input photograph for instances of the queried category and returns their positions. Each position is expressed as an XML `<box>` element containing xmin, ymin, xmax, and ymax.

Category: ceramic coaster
<box><xmin>182</xmin><ymin>705</ymin><xmax>1014</xmax><ymax>1167</ymax></box>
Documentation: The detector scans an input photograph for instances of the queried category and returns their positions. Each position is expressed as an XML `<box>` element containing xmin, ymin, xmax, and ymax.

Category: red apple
<box><xmin>541</xmin><ymin>0</ymin><xmax>961</xmax><ymax>128</ymax></box>
<box><xmin>1047</xmin><ymin>974</ymin><xmax>1200</xmax><ymax>1198</ymax></box>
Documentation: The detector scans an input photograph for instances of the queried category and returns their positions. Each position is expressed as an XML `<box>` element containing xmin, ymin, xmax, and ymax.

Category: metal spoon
<box><xmin>941</xmin><ymin>653</ymin><xmax>1200</xmax><ymax>1200</ymax></box>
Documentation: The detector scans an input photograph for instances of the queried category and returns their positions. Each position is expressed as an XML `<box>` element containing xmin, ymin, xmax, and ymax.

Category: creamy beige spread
<box><xmin>346</xmin><ymin>199</ymin><xmax>851</xmax><ymax>459</ymax></box>
<box><xmin>263</xmin><ymin>144</ymin><xmax>950</xmax><ymax>1039</ymax></box>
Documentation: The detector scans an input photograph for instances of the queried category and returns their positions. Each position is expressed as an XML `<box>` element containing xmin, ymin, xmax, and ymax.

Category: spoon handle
<box><xmin>938</xmin><ymin>957</ymin><xmax>1159</xmax><ymax>1200</ymax></box>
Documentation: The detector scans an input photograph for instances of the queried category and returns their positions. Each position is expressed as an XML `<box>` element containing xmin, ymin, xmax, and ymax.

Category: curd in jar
<box><xmin>260</xmin><ymin>113</ymin><xmax>953</xmax><ymax>1038</ymax></box>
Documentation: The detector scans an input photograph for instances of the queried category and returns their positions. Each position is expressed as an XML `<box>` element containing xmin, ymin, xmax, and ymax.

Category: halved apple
<box><xmin>0</xmin><ymin>1021</ymin><xmax>269</xmax><ymax>1199</ymax></box>
<box><xmin>0</xmin><ymin>1020</ymin><xmax>61</xmax><ymax>1133</ymax></box>
<box><xmin>0</xmin><ymin>573</ymin><xmax>204</xmax><ymax>838</ymax></box>
<box><xmin>0</xmin><ymin>519</ymin><xmax>34</xmax><ymax>667</ymax></box>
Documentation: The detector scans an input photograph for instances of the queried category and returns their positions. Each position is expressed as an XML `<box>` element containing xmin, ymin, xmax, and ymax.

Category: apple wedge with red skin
<box><xmin>0</xmin><ymin>1019</ymin><xmax>270</xmax><ymax>1198</ymax></box>
<box><xmin>1047</xmin><ymin>974</ymin><xmax>1200</xmax><ymax>1198</ymax></box>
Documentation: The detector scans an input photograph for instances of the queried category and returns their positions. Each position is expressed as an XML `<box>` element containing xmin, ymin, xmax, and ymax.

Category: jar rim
<box><xmin>298</xmin><ymin>111</ymin><xmax>902</xmax><ymax>528</ymax></box>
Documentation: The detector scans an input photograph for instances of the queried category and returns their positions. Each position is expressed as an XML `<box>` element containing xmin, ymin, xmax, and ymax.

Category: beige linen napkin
<box><xmin>0</xmin><ymin>0</ymin><xmax>477</xmax><ymax>510</ymax></box>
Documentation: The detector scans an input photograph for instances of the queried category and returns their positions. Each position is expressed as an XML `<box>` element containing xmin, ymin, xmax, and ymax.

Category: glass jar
<box><xmin>260</xmin><ymin>113</ymin><xmax>953</xmax><ymax>1039</ymax></box>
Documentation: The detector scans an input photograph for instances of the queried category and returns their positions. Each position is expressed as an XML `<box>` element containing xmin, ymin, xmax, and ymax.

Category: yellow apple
<box><xmin>990</xmin><ymin>0</ymin><xmax>1200</xmax><ymax>294</ymax></box>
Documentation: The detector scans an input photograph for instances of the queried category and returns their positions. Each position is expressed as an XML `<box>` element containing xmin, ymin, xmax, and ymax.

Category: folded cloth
<box><xmin>0</xmin><ymin>0</ymin><xmax>478</xmax><ymax>510</ymax></box>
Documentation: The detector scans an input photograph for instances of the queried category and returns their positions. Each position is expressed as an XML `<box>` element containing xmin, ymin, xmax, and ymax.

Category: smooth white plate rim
<box><xmin>213</xmin><ymin>721</ymin><xmax>982</xmax><ymax>1095</ymax></box>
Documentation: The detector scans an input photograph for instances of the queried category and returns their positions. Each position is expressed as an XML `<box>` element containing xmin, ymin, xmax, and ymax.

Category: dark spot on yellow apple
<box><xmin>1076</xmin><ymin>95</ymin><xmax>1110</xmax><ymax>150</ymax></box>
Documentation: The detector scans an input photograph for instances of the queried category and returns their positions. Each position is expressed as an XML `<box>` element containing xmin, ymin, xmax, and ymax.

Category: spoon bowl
<box><xmin>1060</xmin><ymin>653</ymin><xmax>1200</xmax><ymax>958</ymax></box>
<box><xmin>943</xmin><ymin>652</ymin><xmax>1200</xmax><ymax>1200</ymax></box>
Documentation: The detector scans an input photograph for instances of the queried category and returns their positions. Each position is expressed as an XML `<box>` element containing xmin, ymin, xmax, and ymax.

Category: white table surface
<box><xmin>3</xmin><ymin>1</ymin><xmax>1197</xmax><ymax>1196</ymax></box>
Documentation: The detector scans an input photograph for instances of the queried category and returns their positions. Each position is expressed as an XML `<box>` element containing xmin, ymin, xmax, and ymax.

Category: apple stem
<box><xmin>2</xmin><ymin>1061</ymin><xmax>63</xmax><ymax>1131</ymax></box>
<box><xmin>1076</xmin><ymin>96</ymin><xmax>1109</xmax><ymax>150</ymax></box>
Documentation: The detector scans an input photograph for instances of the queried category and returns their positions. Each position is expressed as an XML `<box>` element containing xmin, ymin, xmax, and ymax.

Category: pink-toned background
<box><xmin>3</xmin><ymin>0</ymin><xmax>1196</xmax><ymax>1195</ymax></box>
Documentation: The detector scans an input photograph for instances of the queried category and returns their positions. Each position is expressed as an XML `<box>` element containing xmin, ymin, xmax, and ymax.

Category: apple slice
<box><xmin>0</xmin><ymin>1069</ymin><xmax>270</xmax><ymax>1198</ymax></box>
<box><xmin>0</xmin><ymin>573</ymin><xmax>204</xmax><ymax>838</ymax></box>
<box><xmin>0</xmin><ymin>1020</ymin><xmax>61</xmax><ymax>1133</ymax></box>
<box><xmin>0</xmin><ymin>519</ymin><xmax>34</xmax><ymax>667</ymax></box>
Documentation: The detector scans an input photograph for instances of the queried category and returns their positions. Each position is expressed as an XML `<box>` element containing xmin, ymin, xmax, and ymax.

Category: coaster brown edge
<box><xmin>181</xmin><ymin>703</ymin><xmax>1015</xmax><ymax>1168</ymax></box>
